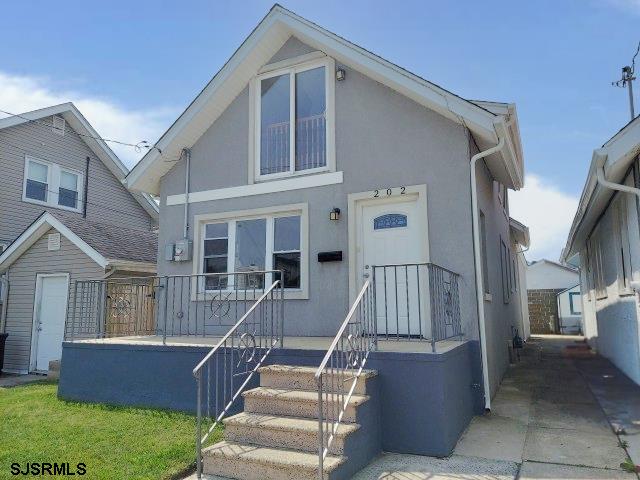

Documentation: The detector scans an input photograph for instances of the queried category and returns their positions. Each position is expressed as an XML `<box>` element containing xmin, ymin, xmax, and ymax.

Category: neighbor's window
<box><xmin>589</xmin><ymin>229</ymin><xmax>607</xmax><ymax>300</ymax></box>
<box><xmin>500</xmin><ymin>237</ymin><xmax>510</xmax><ymax>304</ymax></box>
<box><xmin>23</xmin><ymin>156</ymin><xmax>83</xmax><ymax>212</ymax></box>
<box><xmin>614</xmin><ymin>195</ymin><xmax>633</xmax><ymax>294</ymax></box>
<box><xmin>201</xmin><ymin>214</ymin><xmax>303</xmax><ymax>290</ymax></box>
<box><xmin>59</xmin><ymin>170</ymin><xmax>80</xmax><ymax>209</ymax></box>
<box><xmin>569</xmin><ymin>292</ymin><xmax>582</xmax><ymax>315</ymax></box>
<box><xmin>25</xmin><ymin>159</ymin><xmax>49</xmax><ymax>202</ymax></box>
<box><xmin>256</xmin><ymin>58</ymin><xmax>332</xmax><ymax>179</ymax></box>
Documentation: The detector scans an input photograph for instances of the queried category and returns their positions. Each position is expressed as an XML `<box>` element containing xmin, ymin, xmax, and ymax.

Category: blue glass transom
<box><xmin>373</xmin><ymin>214</ymin><xmax>407</xmax><ymax>230</ymax></box>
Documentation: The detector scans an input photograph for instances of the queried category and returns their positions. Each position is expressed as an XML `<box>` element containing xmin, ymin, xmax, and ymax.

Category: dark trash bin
<box><xmin>0</xmin><ymin>333</ymin><xmax>8</xmax><ymax>374</ymax></box>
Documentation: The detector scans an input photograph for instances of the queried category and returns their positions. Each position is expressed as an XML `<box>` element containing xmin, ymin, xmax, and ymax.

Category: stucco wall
<box><xmin>157</xmin><ymin>37</ymin><xmax>479</xmax><ymax>340</ymax></box>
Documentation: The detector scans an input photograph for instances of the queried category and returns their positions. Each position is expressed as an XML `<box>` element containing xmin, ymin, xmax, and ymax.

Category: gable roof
<box><xmin>528</xmin><ymin>259</ymin><xmax>578</xmax><ymax>274</ymax></box>
<box><xmin>0</xmin><ymin>211</ymin><xmax>158</xmax><ymax>273</ymax></box>
<box><xmin>0</xmin><ymin>103</ymin><xmax>159</xmax><ymax>220</ymax></box>
<box><xmin>563</xmin><ymin>115</ymin><xmax>640</xmax><ymax>261</ymax></box>
<box><xmin>126</xmin><ymin>4</ymin><xmax>524</xmax><ymax>195</ymax></box>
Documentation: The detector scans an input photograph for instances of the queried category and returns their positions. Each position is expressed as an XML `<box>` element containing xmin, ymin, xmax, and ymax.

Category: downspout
<box><xmin>0</xmin><ymin>272</ymin><xmax>9</xmax><ymax>334</ymax></box>
<box><xmin>83</xmin><ymin>156</ymin><xmax>90</xmax><ymax>218</ymax></box>
<box><xmin>470</xmin><ymin>135</ymin><xmax>505</xmax><ymax>411</ymax></box>
<box><xmin>594</xmin><ymin>150</ymin><xmax>640</xmax><ymax>199</ymax></box>
<box><xmin>183</xmin><ymin>149</ymin><xmax>191</xmax><ymax>239</ymax></box>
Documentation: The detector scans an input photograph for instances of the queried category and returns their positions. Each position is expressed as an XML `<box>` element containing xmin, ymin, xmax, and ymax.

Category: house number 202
<box><xmin>373</xmin><ymin>186</ymin><xmax>406</xmax><ymax>197</ymax></box>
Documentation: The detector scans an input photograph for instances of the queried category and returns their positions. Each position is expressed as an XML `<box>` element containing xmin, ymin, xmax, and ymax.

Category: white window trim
<box><xmin>22</xmin><ymin>156</ymin><xmax>84</xmax><ymax>213</ymax></box>
<box><xmin>249</xmin><ymin>56</ymin><xmax>336</xmax><ymax>184</ymax></box>
<box><xmin>192</xmin><ymin>203</ymin><xmax>309</xmax><ymax>300</ymax></box>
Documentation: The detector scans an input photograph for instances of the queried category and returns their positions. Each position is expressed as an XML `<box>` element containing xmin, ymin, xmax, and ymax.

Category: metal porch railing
<box><xmin>315</xmin><ymin>262</ymin><xmax>462</xmax><ymax>478</ymax></box>
<box><xmin>193</xmin><ymin>279</ymin><xmax>283</xmax><ymax>478</ymax></box>
<box><xmin>372</xmin><ymin>263</ymin><xmax>463</xmax><ymax>351</ymax></box>
<box><xmin>65</xmin><ymin>271</ymin><xmax>285</xmax><ymax>342</ymax></box>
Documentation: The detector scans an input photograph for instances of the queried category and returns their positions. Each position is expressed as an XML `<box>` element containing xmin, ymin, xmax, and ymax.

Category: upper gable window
<box><xmin>253</xmin><ymin>57</ymin><xmax>335</xmax><ymax>181</ymax></box>
<box><xmin>23</xmin><ymin>156</ymin><xmax>83</xmax><ymax>213</ymax></box>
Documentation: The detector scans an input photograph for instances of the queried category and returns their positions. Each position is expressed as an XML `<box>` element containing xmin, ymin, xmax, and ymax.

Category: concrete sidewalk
<box><xmin>452</xmin><ymin>335</ymin><xmax>635</xmax><ymax>479</ymax></box>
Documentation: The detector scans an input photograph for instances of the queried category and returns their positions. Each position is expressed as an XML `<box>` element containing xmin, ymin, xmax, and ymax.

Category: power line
<box><xmin>0</xmin><ymin>107</ymin><xmax>162</xmax><ymax>155</ymax></box>
<box><xmin>0</xmin><ymin>137</ymin><xmax>158</xmax><ymax>223</ymax></box>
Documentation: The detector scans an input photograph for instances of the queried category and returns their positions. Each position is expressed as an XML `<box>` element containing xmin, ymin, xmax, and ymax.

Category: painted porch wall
<box><xmin>3</xmin><ymin>227</ymin><xmax>104</xmax><ymax>373</ymax></box>
<box><xmin>158</xmin><ymin>37</ymin><xmax>479</xmax><ymax>340</ymax></box>
<box><xmin>0</xmin><ymin>119</ymin><xmax>153</xmax><ymax>246</ymax></box>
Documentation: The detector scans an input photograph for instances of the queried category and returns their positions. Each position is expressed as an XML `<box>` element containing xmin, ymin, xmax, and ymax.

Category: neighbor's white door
<box><xmin>358</xmin><ymin>199</ymin><xmax>427</xmax><ymax>337</ymax></box>
<box><xmin>32</xmin><ymin>274</ymin><xmax>69</xmax><ymax>371</ymax></box>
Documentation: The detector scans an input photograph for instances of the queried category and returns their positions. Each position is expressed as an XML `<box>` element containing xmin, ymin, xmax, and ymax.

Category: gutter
<box><xmin>470</xmin><ymin>127</ymin><xmax>507</xmax><ymax>411</ymax></box>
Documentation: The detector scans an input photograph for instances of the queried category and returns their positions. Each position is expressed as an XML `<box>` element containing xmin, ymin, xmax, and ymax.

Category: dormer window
<box><xmin>253</xmin><ymin>56</ymin><xmax>335</xmax><ymax>181</ymax></box>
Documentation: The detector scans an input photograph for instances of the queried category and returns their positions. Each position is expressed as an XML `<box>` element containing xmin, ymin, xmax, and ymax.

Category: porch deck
<box><xmin>71</xmin><ymin>335</ymin><xmax>464</xmax><ymax>354</ymax></box>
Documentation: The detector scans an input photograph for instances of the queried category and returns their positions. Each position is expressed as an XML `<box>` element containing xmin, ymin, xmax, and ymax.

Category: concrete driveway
<box><xmin>452</xmin><ymin>335</ymin><xmax>635</xmax><ymax>479</ymax></box>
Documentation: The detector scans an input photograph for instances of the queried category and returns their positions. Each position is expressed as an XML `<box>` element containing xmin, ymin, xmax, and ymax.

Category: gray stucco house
<box><xmin>0</xmin><ymin>103</ymin><xmax>159</xmax><ymax>374</ymax></box>
<box><xmin>58</xmin><ymin>6</ymin><xmax>529</xmax><ymax>478</ymax></box>
<box><xmin>564</xmin><ymin>114</ymin><xmax>640</xmax><ymax>385</ymax></box>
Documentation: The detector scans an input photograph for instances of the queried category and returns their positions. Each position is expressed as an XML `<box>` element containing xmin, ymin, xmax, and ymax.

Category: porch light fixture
<box><xmin>330</xmin><ymin>207</ymin><xmax>341</xmax><ymax>221</ymax></box>
<box><xmin>336</xmin><ymin>68</ymin><xmax>346</xmax><ymax>81</ymax></box>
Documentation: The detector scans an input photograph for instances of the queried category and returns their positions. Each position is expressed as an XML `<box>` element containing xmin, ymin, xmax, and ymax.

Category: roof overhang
<box><xmin>0</xmin><ymin>213</ymin><xmax>108</xmax><ymax>273</ymax></box>
<box><xmin>126</xmin><ymin>5</ymin><xmax>524</xmax><ymax>195</ymax></box>
<box><xmin>0</xmin><ymin>103</ymin><xmax>159</xmax><ymax>220</ymax></box>
<box><xmin>509</xmin><ymin>217</ymin><xmax>530</xmax><ymax>247</ymax></box>
<box><xmin>563</xmin><ymin>116</ymin><xmax>640</xmax><ymax>261</ymax></box>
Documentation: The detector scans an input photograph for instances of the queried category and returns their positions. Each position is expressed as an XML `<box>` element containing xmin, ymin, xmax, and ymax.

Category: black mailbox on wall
<box><xmin>317</xmin><ymin>251</ymin><xmax>343</xmax><ymax>262</ymax></box>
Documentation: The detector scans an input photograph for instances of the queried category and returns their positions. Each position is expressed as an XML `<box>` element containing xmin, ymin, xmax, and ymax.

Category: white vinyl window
<box><xmin>23</xmin><ymin>156</ymin><xmax>83</xmax><ymax>213</ymax></box>
<box><xmin>201</xmin><ymin>214</ymin><xmax>303</xmax><ymax>291</ymax></box>
<box><xmin>589</xmin><ymin>227</ymin><xmax>607</xmax><ymax>300</ymax></box>
<box><xmin>500</xmin><ymin>237</ymin><xmax>510</xmax><ymax>304</ymax></box>
<box><xmin>253</xmin><ymin>57</ymin><xmax>335</xmax><ymax>181</ymax></box>
<box><xmin>479</xmin><ymin>211</ymin><xmax>490</xmax><ymax>296</ymax></box>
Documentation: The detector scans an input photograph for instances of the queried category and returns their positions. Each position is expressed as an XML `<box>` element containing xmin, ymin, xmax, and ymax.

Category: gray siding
<box><xmin>156</xmin><ymin>37</ymin><xmax>517</xmax><ymax>398</ymax></box>
<box><xmin>582</xmin><ymin>167</ymin><xmax>640</xmax><ymax>384</ymax></box>
<box><xmin>0</xmin><ymin>119</ymin><xmax>153</xmax><ymax>244</ymax></box>
<box><xmin>3</xmin><ymin>228</ymin><xmax>103</xmax><ymax>373</ymax></box>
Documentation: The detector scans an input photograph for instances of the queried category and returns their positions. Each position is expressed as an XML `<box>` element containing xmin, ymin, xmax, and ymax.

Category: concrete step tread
<box><xmin>224</xmin><ymin>411</ymin><xmax>360</xmax><ymax>436</ymax></box>
<box><xmin>242</xmin><ymin>386</ymin><xmax>369</xmax><ymax>405</ymax></box>
<box><xmin>203</xmin><ymin>440</ymin><xmax>345</xmax><ymax>473</ymax></box>
<box><xmin>259</xmin><ymin>364</ymin><xmax>378</xmax><ymax>379</ymax></box>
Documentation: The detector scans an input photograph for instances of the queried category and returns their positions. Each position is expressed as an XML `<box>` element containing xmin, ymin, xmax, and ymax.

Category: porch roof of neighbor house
<box><xmin>563</xmin><ymin>115</ymin><xmax>640</xmax><ymax>262</ymax></box>
<box><xmin>126</xmin><ymin>4</ymin><xmax>524</xmax><ymax>195</ymax></box>
<box><xmin>0</xmin><ymin>211</ymin><xmax>158</xmax><ymax>274</ymax></box>
<box><xmin>0</xmin><ymin>103</ymin><xmax>159</xmax><ymax>220</ymax></box>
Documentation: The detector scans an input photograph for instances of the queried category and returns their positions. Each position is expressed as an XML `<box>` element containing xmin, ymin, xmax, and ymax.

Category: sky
<box><xmin>1</xmin><ymin>0</ymin><xmax>639</xmax><ymax>261</ymax></box>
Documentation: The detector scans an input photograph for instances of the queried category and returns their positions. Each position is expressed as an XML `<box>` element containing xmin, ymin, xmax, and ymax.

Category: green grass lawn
<box><xmin>0</xmin><ymin>381</ymin><xmax>221</xmax><ymax>480</ymax></box>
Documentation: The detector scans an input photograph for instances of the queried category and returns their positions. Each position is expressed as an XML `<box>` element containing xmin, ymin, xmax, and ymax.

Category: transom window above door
<box><xmin>253</xmin><ymin>57</ymin><xmax>335</xmax><ymax>181</ymax></box>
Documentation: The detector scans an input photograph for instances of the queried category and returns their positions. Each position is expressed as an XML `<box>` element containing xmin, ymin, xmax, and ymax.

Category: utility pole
<box><xmin>613</xmin><ymin>42</ymin><xmax>640</xmax><ymax>121</ymax></box>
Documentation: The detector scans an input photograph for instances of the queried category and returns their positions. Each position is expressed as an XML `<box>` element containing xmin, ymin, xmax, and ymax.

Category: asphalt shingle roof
<box><xmin>49</xmin><ymin>211</ymin><xmax>158</xmax><ymax>264</ymax></box>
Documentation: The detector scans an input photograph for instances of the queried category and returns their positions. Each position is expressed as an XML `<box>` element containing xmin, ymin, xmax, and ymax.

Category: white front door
<box><xmin>357</xmin><ymin>197</ymin><xmax>428</xmax><ymax>337</ymax></box>
<box><xmin>32</xmin><ymin>274</ymin><xmax>69</xmax><ymax>371</ymax></box>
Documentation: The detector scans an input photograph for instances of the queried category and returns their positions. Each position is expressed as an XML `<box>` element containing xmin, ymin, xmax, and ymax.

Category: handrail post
<box><xmin>430</xmin><ymin>265</ymin><xmax>437</xmax><ymax>353</ymax></box>
<box><xmin>196</xmin><ymin>369</ymin><xmax>202</xmax><ymax>479</ymax></box>
<box><xmin>371</xmin><ymin>266</ymin><xmax>378</xmax><ymax>350</ymax></box>
<box><xmin>162</xmin><ymin>277</ymin><xmax>168</xmax><ymax>345</ymax></box>
<box><xmin>317</xmin><ymin>374</ymin><xmax>323</xmax><ymax>480</ymax></box>
<box><xmin>280</xmin><ymin>272</ymin><xmax>285</xmax><ymax>348</ymax></box>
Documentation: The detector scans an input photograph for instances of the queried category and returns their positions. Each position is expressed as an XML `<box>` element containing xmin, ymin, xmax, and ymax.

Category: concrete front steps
<box><xmin>202</xmin><ymin>364</ymin><xmax>381</xmax><ymax>480</ymax></box>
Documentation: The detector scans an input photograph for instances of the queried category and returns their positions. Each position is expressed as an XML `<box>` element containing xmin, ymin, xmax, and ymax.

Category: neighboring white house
<box><xmin>563</xmin><ymin>114</ymin><xmax>640</xmax><ymax>385</ymax></box>
<box><xmin>526</xmin><ymin>259</ymin><xmax>580</xmax><ymax>334</ymax></box>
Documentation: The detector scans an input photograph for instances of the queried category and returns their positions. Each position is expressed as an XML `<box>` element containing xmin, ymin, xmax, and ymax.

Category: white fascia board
<box><xmin>127</xmin><ymin>6</ymin><xmax>499</xmax><ymax>195</ymax></box>
<box><xmin>0</xmin><ymin>213</ymin><xmax>108</xmax><ymax>272</ymax></box>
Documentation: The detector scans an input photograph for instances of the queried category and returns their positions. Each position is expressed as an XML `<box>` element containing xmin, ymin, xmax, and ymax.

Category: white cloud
<box><xmin>510</xmin><ymin>174</ymin><xmax>579</xmax><ymax>262</ymax></box>
<box><xmin>0</xmin><ymin>71</ymin><xmax>175</xmax><ymax>168</ymax></box>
